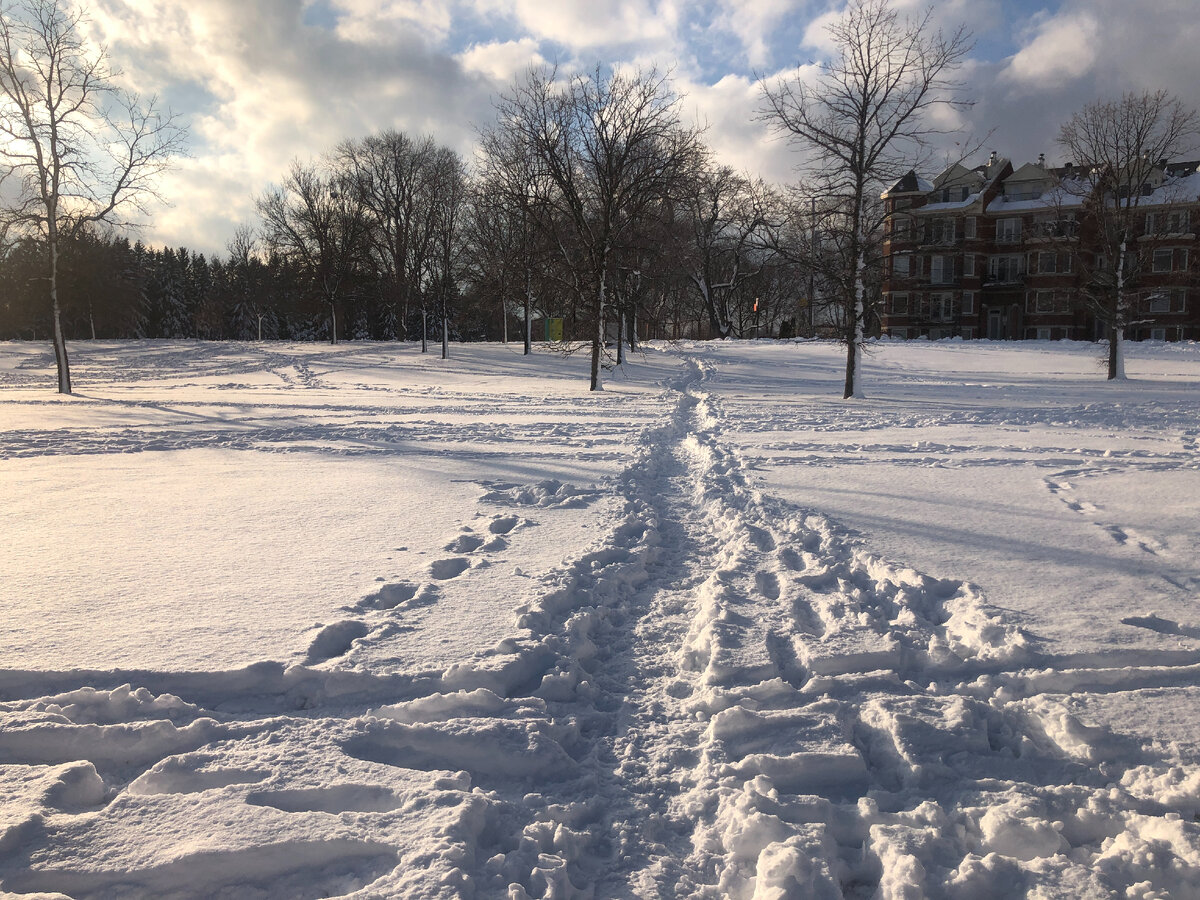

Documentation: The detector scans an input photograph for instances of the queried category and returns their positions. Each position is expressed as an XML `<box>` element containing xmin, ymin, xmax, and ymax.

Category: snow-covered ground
<box><xmin>1</xmin><ymin>338</ymin><xmax>1198</xmax><ymax>898</ymax></box>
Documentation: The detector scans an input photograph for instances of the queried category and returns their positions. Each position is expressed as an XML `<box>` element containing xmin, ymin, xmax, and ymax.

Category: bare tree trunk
<box><xmin>590</xmin><ymin>269</ymin><xmax>605</xmax><ymax>391</ymax></box>
<box><xmin>49</xmin><ymin>229</ymin><xmax>71</xmax><ymax>394</ymax></box>
<box><xmin>329</xmin><ymin>299</ymin><xmax>338</xmax><ymax>345</ymax></box>
<box><xmin>421</xmin><ymin>307</ymin><xmax>428</xmax><ymax>353</ymax></box>
<box><xmin>441</xmin><ymin>299</ymin><xmax>449</xmax><ymax>360</ymax></box>
<box><xmin>524</xmin><ymin>270</ymin><xmax>532</xmax><ymax>356</ymax></box>
<box><xmin>616</xmin><ymin>300</ymin><xmax>625</xmax><ymax>365</ymax></box>
<box><xmin>1110</xmin><ymin>237</ymin><xmax>1128</xmax><ymax>380</ymax></box>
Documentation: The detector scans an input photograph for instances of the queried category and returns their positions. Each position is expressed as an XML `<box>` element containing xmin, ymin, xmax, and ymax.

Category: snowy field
<box><xmin>1</xmin><ymin>337</ymin><xmax>1198</xmax><ymax>898</ymax></box>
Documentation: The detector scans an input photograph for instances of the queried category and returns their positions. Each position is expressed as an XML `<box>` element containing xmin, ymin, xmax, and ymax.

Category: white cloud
<box><xmin>715</xmin><ymin>0</ymin><xmax>803</xmax><ymax>69</ymax></box>
<box><xmin>66</xmin><ymin>0</ymin><xmax>1200</xmax><ymax>254</ymax></box>
<box><xmin>458</xmin><ymin>38</ymin><xmax>544</xmax><ymax>83</ymax></box>
<box><xmin>329</xmin><ymin>0</ymin><xmax>453</xmax><ymax>45</ymax></box>
<box><xmin>1002</xmin><ymin>11</ymin><xmax>1100</xmax><ymax>87</ymax></box>
<box><xmin>503</xmin><ymin>0</ymin><xmax>678</xmax><ymax>51</ymax></box>
<box><xmin>677</xmin><ymin>73</ymin><xmax>797</xmax><ymax>184</ymax></box>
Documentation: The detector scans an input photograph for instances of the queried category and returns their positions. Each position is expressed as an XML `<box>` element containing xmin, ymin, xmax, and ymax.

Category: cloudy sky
<box><xmin>85</xmin><ymin>0</ymin><xmax>1200</xmax><ymax>256</ymax></box>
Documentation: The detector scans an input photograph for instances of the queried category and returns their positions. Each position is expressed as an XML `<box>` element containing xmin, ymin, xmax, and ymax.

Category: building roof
<box><xmin>881</xmin><ymin>170</ymin><xmax>934</xmax><ymax>198</ymax></box>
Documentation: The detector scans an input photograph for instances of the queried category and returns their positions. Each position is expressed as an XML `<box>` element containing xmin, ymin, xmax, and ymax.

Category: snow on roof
<box><xmin>987</xmin><ymin>188</ymin><xmax>1084</xmax><ymax>212</ymax></box>
<box><xmin>1144</xmin><ymin>169</ymin><xmax>1200</xmax><ymax>205</ymax></box>
<box><xmin>916</xmin><ymin>193</ymin><xmax>983</xmax><ymax>212</ymax></box>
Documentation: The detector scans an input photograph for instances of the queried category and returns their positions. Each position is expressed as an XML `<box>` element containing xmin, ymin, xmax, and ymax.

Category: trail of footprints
<box><xmin>1046</xmin><ymin>470</ymin><xmax>1171</xmax><ymax>557</ymax></box>
<box><xmin>3</xmin><ymin>362</ymin><xmax>1200</xmax><ymax>897</ymax></box>
<box><xmin>304</xmin><ymin>512</ymin><xmax>528</xmax><ymax>665</ymax></box>
<box><xmin>0</xmin><ymin>503</ymin><xmax>547</xmax><ymax>896</ymax></box>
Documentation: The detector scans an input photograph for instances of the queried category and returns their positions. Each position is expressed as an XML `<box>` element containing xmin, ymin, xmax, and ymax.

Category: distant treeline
<box><xmin>0</xmin><ymin>227</ymin><xmax>820</xmax><ymax>344</ymax></box>
<box><xmin>0</xmin><ymin>231</ymin><xmax>489</xmax><ymax>343</ymax></box>
<box><xmin>0</xmin><ymin>119</ymin><xmax>845</xmax><ymax>346</ymax></box>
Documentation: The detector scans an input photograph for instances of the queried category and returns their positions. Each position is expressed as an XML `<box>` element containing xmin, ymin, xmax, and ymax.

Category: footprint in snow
<box><xmin>778</xmin><ymin>547</ymin><xmax>805</xmax><ymax>571</ymax></box>
<box><xmin>429</xmin><ymin>557</ymin><xmax>470</xmax><ymax>580</ymax></box>
<box><xmin>488</xmin><ymin>515</ymin><xmax>521</xmax><ymax>535</ymax></box>
<box><xmin>306</xmin><ymin>620</ymin><xmax>370</xmax><ymax>663</ymax></box>
<box><xmin>746</xmin><ymin>525</ymin><xmax>776</xmax><ymax>552</ymax></box>
<box><xmin>445</xmin><ymin>534</ymin><xmax>486</xmax><ymax>553</ymax></box>
<box><xmin>755</xmin><ymin>571</ymin><xmax>781</xmax><ymax>601</ymax></box>
<box><xmin>358</xmin><ymin>581</ymin><xmax>418</xmax><ymax>610</ymax></box>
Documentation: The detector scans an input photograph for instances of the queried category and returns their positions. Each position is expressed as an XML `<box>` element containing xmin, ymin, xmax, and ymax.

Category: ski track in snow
<box><xmin>3</xmin><ymin>343</ymin><xmax>1200</xmax><ymax>897</ymax></box>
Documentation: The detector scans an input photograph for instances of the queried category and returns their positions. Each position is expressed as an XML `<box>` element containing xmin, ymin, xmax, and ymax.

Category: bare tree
<box><xmin>257</xmin><ymin>160</ymin><xmax>368</xmax><ymax>344</ymax></box>
<box><xmin>474</xmin><ymin>119</ymin><xmax>552</xmax><ymax>355</ymax></box>
<box><xmin>335</xmin><ymin>131</ymin><xmax>444</xmax><ymax>341</ymax></box>
<box><xmin>1056</xmin><ymin>91</ymin><xmax>1200</xmax><ymax>380</ymax></box>
<box><xmin>676</xmin><ymin>157</ymin><xmax>774</xmax><ymax>339</ymax></box>
<box><xmin>496</xmin><ymin>65</ymin><xmax>701</xmax><ymax>390</ymax></box>
<box><xmin>425</xmin><ymin>146</ymin><xmax>467</xmax><ymax>359</ymax></box>
<box><xmin>0</xmin><ymin>0</ymin><xmax>185</xmax><ymax>393</ymax></box>
<box><xmin>760</xmin><ymin>0</ymin><xmax>970</xmax><ymax>398</ymax></box>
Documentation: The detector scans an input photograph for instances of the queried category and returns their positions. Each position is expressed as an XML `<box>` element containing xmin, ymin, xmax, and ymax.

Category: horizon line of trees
<box><xmin>0</xmin><ymin>123</ymin><xmax>840</xmax><ymax>353</ymax></box>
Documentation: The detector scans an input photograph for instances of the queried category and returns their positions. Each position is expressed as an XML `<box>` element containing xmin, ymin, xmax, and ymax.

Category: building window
<box><xmin>1151</xmin><ymin>328</ymin><xmax>1167</xmax><ymax>341</ymax></box>
<box><xmin>988</xmin><ymin>255</ymin><xmax>1025</xmax><ymax>282</ymax></box>
<box><xmin>1037</xmin><ymin>327</ymin><xmax>1052</xmax><ymax>340</ymax></box>
<box><xmin>964</xmin><ymin>217</ymin><xmax>977</xmax><ymax>239</ymax></box>
<box><xmin>928</xmin><ymin>218</ymin><xmax>956</xmax><ymax>244</ymax></box>
<box><xmin>961</xmin><ymin>326</ymin><xmax>975</xmax><ymax>339</ymax></box>
<box><xmin>964</xmin><ymin>254</ymin><xmax>975</xmax><ymax>277</ymax></box>
<box><xmin>890</xmin><ymin>293</ymin><xmax>909</xmax><ymax>315</ymax></box>
<box><xmin>1145</xmin><ymin>289</ymin><xmax>1186</xmax><ymax>314</ymax></box>
<box><xmin>1153</xmin><ymin>248</ymin><xmax>1176</xmax><ymax>272</ymax></box>
<box><xmin>1145</xmin><ymin>211</ymin><xmax>1189</xmax><ymax>234</ymax></box>
<box><xmin>924</xmin><ymin>293</ymin><xmax>955</xmax><ymax>322</ymax></box>
<box><xmin>1028</xmin><ymin>290</ymin><xmax>1068</xmax><ymax>314</ymax></box>
<box><xmin>1036</xmin><ymin>251</ymin><xmax>1072</xmax><ymax>274</ymax></box>
<box><xmin>892</xmin><ymin>254</ymin><xmax>910</xmax><ymax>277</ymax></box>
<box><xmin>889</xmin><ymin>327</ymin><xmax>909</xmax><ymax>339</ymax></box>
<box><xmin>930</xmin><ymin>255</ymin><xmax>953</xmax><ymax>284</ymax></box>
<box><xmin>996</xmin><ymin>218</ymin><xmax>1023</xmax><ymax>242</ymax></box>
<box><xmin>961</xmin><ymin>291</ymin><xmax>975</xmax><ymax>315</ymax></box>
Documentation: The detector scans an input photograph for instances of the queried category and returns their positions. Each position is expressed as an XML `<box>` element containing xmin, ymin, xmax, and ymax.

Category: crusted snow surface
<box><xmin>1</xmin><ymin>339</ymin><xmax>1199</xmax><ymax>898</ymax></box>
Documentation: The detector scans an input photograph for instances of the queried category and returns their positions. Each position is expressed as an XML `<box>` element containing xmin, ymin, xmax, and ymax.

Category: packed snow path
<box><xmin>1</xmin><ymin>340</ymin><xmax>1199</xmax><ymax>898</ymax></box>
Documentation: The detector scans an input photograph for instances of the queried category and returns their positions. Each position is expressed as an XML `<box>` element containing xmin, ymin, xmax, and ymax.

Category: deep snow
<box><xmin>0</xmin><ymin>338</ymin><xmax>1198</xmax><ymax>898</ymax></box>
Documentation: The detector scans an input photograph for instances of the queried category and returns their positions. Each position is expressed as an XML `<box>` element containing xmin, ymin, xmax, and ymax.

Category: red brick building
<box><xmin>880</xmin><ymin>154</ymin><xmax>1200</xmax><ymax>341</ymax></box>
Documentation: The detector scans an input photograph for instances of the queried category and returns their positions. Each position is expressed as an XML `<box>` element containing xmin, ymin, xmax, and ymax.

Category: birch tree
<box><xmin>1056</xmin><ymin>91</ymin><xmax>1200</xmax><ymax>380</ymax></box>
<box><xmin>0</xmin><ymin>0</ymin><xmax>185</xmax><ymax>393</ymax></box>
<box><xmin>760</xmin><ymin>0</ymin><xmax>970</xmax><ymax>398</ymax></box>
